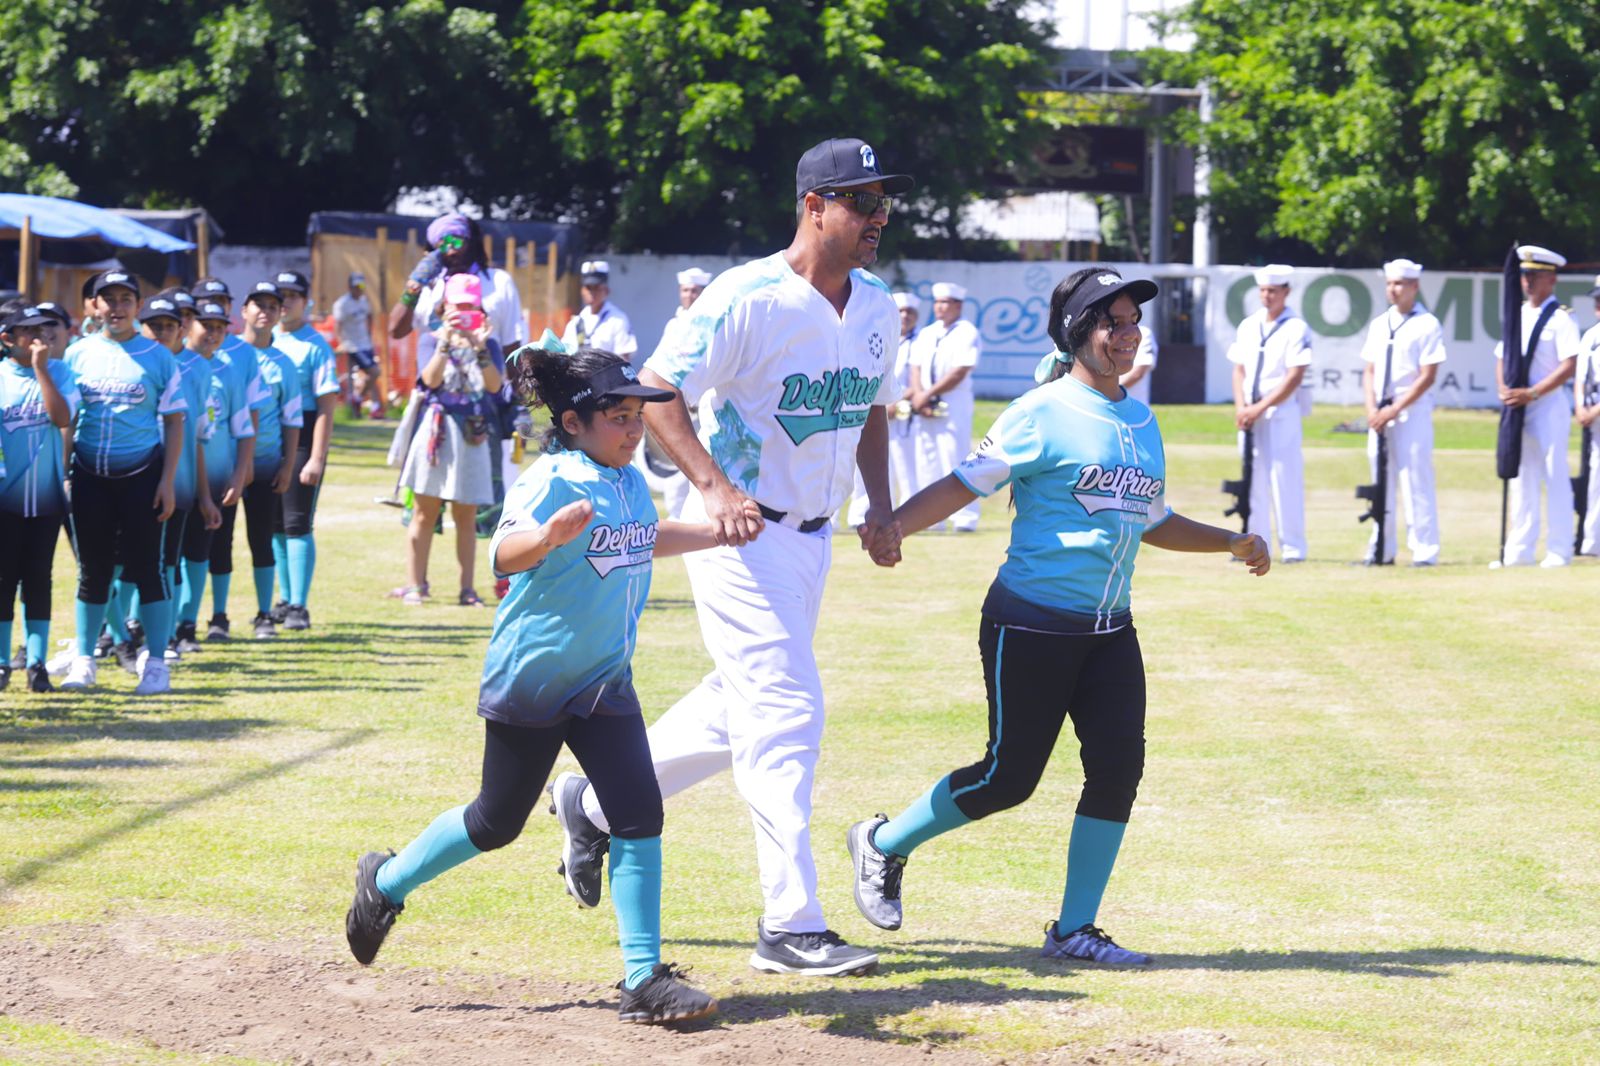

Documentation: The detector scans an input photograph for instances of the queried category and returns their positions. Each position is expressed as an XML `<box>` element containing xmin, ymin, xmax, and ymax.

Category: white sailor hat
<box><xmin>931</xmin><ymin>282</ymin><xmax>967</xmax><ymax>302</ymax></box>
<box><xmin>579</xmin><ymin>261</ymin><xmax>611</xmax><ymax>284</ymax></box>
<box><xmin>1517</xmin><ymin>245</ymin><xmax>1565</xmax><ymax>271</ymax></box>
<box><xmin>1253</xmin><ymin>264</ymin><xmax>1293</xmax><ymax>287</ymax></box>
<box><xmin>1383</xmin><ymin>258</ymin><xmax>1423</xmax><ymax>281</ymax></box>
<box><xmin>892</xmin><ymin>291</ymin><xmax>921</xmax><ymax>311</ymax></box>
<box><xmin>676</xmin><ymin>267</ymin><xmax>712</xmax><ymax>288</ymax></box>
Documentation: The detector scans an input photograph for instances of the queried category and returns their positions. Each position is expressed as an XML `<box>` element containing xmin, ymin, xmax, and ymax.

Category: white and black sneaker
<box><xmin>548</xmin><ymin>772</ymin><xmax>608</xmax><ymax>907</ymax></box>
<box><xmin>206</xmin><ymin>613</ymin><xmax>231</xmax><ymax>641</ymax></box>
<box><xmin>1040</xmin><ymin>921</ymin><xmax>1152</xmax><ymax>966</ymax></box>
<box><xmin>749</xmin><ymin>919</ymin><xmax>878</xmax><ymax>977</ymax></box>
<box><xmin>251</xmin><ymin>611</ymin><xmax>277</xmax><ymax>639</ymax></box>
<box><xmin>174</xmin><ymin>621</ymin><xmax>204</xmax><ymax>654</ymax></box>
<box><xmin>345</xmin><ymin>850</ymin><xmax>403</xmax><ymax>965</ymax></box>
<box><xmin>617</xmin><ymin>963</ymin><xmax>718</xmax><ymax>1025</ymax></box>
<box><xmin>283</xmin><ymin>604</ymin><xmax>311</xmax><ymax>631</ymax></box>
<box><xmin>847</xmin><ymin>815</ymin><xmax>905</xmax><ymax>931</ymax></box>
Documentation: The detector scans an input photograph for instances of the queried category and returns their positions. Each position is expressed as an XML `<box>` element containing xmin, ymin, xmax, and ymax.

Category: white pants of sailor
<box><xmin>846</xmin><ymin>420</ymin><xmax>918</xmax><ymax>526</ymax></box>
<box><xmin>582</xmin><ymin>491</ymin><xmax>834</xmax><ymax>932</ymax></box>
<box><xmin>913</xmin><ymin>403</ymin><xmax>980</xmax><ymax>531</ymax></box>
<box><xmin>1503</xmin><ymin>396</ymin><xmax>1573</xmax><ymax>565</ymax></box>
<box><xmin>1581</xmin><ymin>434</ymin><xmax>1600</xmax><ymax>556</ymax></box>
<box><xmin>1366</xmin><ymin>402</ymin><xmax>1440</xmax><ymax>564</ymax></box>
<box><xmin>1242</xmin><ymin>407</ymin><xmax>1307</xmax><ymax>561</ymax></box>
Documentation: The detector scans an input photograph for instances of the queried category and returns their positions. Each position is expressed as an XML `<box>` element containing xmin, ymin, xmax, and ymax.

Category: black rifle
<box><xmin>1222</xmin><ymin>425</ymin><xmax>1252</xmax><ymax>534</ymax></box>
<box><xmin>1574</xmin><ymin>363</ymin><xmax>1597</xmax><ymax>554</ymax></box>
<box><xmin>1356</xmin><ymin>406</ymin><xmax>1391</xmax><ymax>564</ymax></box>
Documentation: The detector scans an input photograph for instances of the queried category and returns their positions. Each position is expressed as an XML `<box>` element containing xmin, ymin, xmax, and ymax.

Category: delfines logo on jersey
<box><xmin>775</xmin><ymin>368</ymin><xmax>884</xmax><ymax>445</ymax></box>
<box><xmin>77</xmin><ymin>379</ymin><xmax>148</xmax><ymax>407</ymax></box>
<box><xmin>1071</xmin><ymin>463</ymin><xmax>1164</xmax><ymax>519</ymax></box>
<box><xmin>586</xmin><ymin>521</ymin><xmax>657</xmax><ymax>578</ymax></box>
<box><xmin>2</xmin><ymin>398</ymin><xmax>51</xmax><ymax>433</ymax></box>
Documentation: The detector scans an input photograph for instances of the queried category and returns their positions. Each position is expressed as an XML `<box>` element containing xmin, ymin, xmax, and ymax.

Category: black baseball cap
<box><xmin>567</xmin><ymin>362</ymin><xmax>675</xmax><ymax>411</ymax></box>
<box><xmin>138</xmin><ymin>295</ymin><xmax>182</xmax><ymax>324</ymax></box>
<box><xmin>1059</xmin><ymin>270</ymin><xmax>1159</xmax><ymax>330</ymax></box>
<box><xmin>163</xmin><ymin>288</ymin><xmax>197</xmax><ymax>312</ymax></box>
<box><xmin>193</xmin><ymin>277</ymin><xmax>231</xmax><ymax>299</ymax></box>
<box><xmin>244</xmin><ymin>280</ymin><xmax>283</xmax><ymax>304</ymax></box>
<box><xmin>795</xmin><ymin>138</ymin><xmax>914</xmax><ymax>200</ymax></box>
<box><xmin>91</xmin><ymin>269</ymin><xmax>141</xmax><ymax>298</ymax></box>
<box><xmin>2</xmin><ymin>305</ymin><xmax>53</xmax><ymax>331</ymax></box>
<box><xmin>195</xmin><ymin>299</ymin><xmax>230</xmax><ymax>323</ymax></box>
<box><xmin>274</xmin><ymin>270</ymin><xmax>309</xmax><ymax>295</ymax></box>
<box><xmin>34</xmin><ymin>301</ymin><xmax>72</xmax><ymax>329</ymax></box>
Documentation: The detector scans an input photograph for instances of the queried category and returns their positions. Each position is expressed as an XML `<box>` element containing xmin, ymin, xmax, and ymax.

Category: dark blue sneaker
<box><xmin>618</xmin><ymin>963</ymin><xmax>717</xmax><ymax>1025</ymax></box>
<box><xmin>749</xmin><ymin>919</ymin><xmax>877</xmax><ymax>976</ymax></box>
<box><xmin>345</xmin><ymin>850</ymin><xmax>402</xmax><ymax>965</ymax></box>
<box><xmin>1041</xmin><ymin>921</ymin><xmax>1152</xmax><ymax>966</ymax></box>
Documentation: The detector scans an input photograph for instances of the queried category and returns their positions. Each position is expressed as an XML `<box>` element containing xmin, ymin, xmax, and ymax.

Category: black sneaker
<box><xmin>269</xmin><ymin>600</ymin><xmax>290</xmax><ymax>625</ymax></box>
<box><xmin>93</xmin><ymin>630</ymin><xmax>114</xmax><ymax>659</ymax></box>
<box><xmin>283</xmin><ymin>604</ymin><xmax>311</xmax><ymax>631</ymax></box>
<box><xmin>174</xmin><ymin>621</ymin><xmax>204</xmax><ymax>654</ymax></box>
<box><xmin>749</xmin><ymin>920</ymin><xmax>878</xmax><ymax>977</ymax></box>
<box><xmin>618</xmin><ymin>963</ymin><xmax>718</xmax><ymax>1025</ymax></box>
<box><xmin>251</xmin><ymin>611</ymin><xmax>277</xmax><ymax>639</ymax></box>
<box><xmin>846</xmin><ymin>815</ymin><xmax>905</xmax><ymax>931</ymax></box>
<box><xmin>110</xmin><ymin>640</ymin><xmax>141</xmax><ymax>675</ymax></box>
<box><xmin>125</xmin><ymin>617</ymin><xmax>145</xmax><ymax>649</ymax></box>
<box><xmin>27</xmin><ymin>663</ymin><xmax>53</xmax><ymax>693</ymax></box>
<box><xmin>548</xmin><ymin>772</ymin><xmax>608</xmax><ymax>907</ymax></box>
<box><xmin>206</xmin><ymin>613</ymin><xmax>231</xmax><ymax>641</ymax></box>
<box><xmin>345</xmin><ymin>850</ymin><xmax>402</xmax><ymax>965</ymax></box>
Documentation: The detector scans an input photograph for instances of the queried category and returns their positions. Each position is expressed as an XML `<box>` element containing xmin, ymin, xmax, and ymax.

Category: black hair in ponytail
<box><xmin>1044</xmin><ymin>267</ymin><xmax>1129</xmax><ymax>385</ymax></box>
<box><xmin>505</xmin><ymin>344</ymin><xmax>631</xmax><ymax>452</ymax></box>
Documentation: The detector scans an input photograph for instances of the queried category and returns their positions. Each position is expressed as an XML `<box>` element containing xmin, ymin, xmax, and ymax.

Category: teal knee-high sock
<box><xmin>24</xmin><ymin>619</ymin><xmax>49</xmax><ymax>666</ymax></box>
<box><xmin>1057</xmin><ymin>815</ymin><xmax>1128</xmax><ymax>932</ymax></box>
<box><xmin>103</xmin><ymin>577</ymin><xmax>129</xmax><ymax>642</ymax></box>
<box><xmin>610</xmin><ymin>836</ymin><xmax>662</xmax><ymax>990</ymax></box>
<box><xmin>211</xmin><ymin>572</ymin><xmax>231</xmax><ymax>616</ymax></box>
<box><xmin>271</xmin><ymin>534</ymin><xmax>289</xmax><ymax>601</ymax></box>
<box><xmin>139</xmin><ymin>598</ymin><xmax>174</xmax><ymax>659</ymax></box>
<box><xmin>874</xmin><ymin>773</ymin><xmax>973</xmax><ymax>858</ymax></box>
<box><xmin>180</xmin><ymin>560</ymin><xmax>208</xmax><ymax>625</ymax></box>
<box><xmin>0</xmin><ymin>621</ymin><xmax>11</xmax><ymax>665</ymax></box>
<box><xmin>375</xmin><ymin>805</ymin><xmax>481</xmax><ymax>905</ymax></box>
<box><xmin>252</xmin><ymin>566</ymin><xmax>274</xmax><ymax>614</ymax></box>
<box><xmin>286</xmin><ymin>535</ymin><xmax>315</xmax><ymax>607</ymax></box>
<box><xmin>75</xmin><ymin>600</ymin><xmax>108</xmax><ymax>657</ymax></box>
<box><xmin>124</xmin><ymin>582</ymin><xmax>142</xmax><ymax>626</ymax></box>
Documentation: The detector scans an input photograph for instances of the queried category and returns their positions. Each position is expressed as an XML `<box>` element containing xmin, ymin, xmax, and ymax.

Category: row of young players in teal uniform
<box><xmin>0</xmin><ymin>269</ymin><xmax>338</xmax><ymax>695</ymax></box>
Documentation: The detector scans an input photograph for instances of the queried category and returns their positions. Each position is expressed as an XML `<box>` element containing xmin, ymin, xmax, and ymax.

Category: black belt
<box><xmin>757</xmin><ymin>502</ymin><xmax>829</xmax><ymax>534</ymax></box>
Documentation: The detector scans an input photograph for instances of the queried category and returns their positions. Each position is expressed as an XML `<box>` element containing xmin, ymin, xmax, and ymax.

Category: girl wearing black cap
<box><xmin>846</xmin><ymin>268</ymin><xmax>1271</xmax><ymax>966</ymax></box>
<box><xmin>345</xmin><ymin>335</ymin><xmax>757</xmax><ymax>1025</ymax></box>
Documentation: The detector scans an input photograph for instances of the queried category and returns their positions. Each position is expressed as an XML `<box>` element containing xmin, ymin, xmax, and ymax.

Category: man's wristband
<box><xmin>400</xmin><ymin>290</ymin><xmax>418</xmax><ymax>308</ymax></box>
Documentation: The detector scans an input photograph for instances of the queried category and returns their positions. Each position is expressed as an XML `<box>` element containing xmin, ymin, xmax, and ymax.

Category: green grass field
<box><xmin>2</xmin><ymin>403</ymin><xmax>1597</xmax><ymax>1064</ymax></box>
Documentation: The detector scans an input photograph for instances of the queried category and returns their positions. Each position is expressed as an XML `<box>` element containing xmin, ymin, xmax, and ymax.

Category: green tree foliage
<box><xmin>520</xmin><ymin>0</ymin><xmax>1052</xmax><ymax>254</ymax></box>
<box><xmin>1153</xmin><ymin>1</ymin><xmax>1600</xmax><ymax>266</ymax></box>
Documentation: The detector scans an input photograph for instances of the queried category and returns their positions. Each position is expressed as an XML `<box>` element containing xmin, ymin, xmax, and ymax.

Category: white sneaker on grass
<box><xmin>133</xmin><ymin>650</ymin><xmax>171</xmax><ymax>695</ymax></box>
<box><xmin>45</xmin><ymin>640</ymin><xmax>78</xmax><ymax>676</ymax></box>
<box><xmin>59</xmin><ymin>655</ymin><xmax>97</xmax><ymax>690</ymax></box>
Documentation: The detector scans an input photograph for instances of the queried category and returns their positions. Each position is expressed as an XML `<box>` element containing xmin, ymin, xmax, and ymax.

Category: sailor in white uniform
<box><xmin>910</xmin><ymin>282</ymin><xmax>982</xmax><ymax>531</ymax></box>
<box><xmin>561</xmin><ymin>261</ymin><xmax>638</xmax><ymax>364</ymax></box>
<box><xmin>847</xmin><ymin>290</ymin><xmax>920</xmax><ymax>526</ymax></box>
<box><xmin>1227</xmin><ymin>264</ymin><xmax>1313</xmax><ymax>562</ymax></box>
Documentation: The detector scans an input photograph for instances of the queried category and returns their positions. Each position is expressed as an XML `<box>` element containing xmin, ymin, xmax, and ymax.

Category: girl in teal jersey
<box><xmin>846</xmin><ymin>269</ymin><xmax>1271</xmax><ymax>966</ymax></box>
<box><xmin>346</xmin><ymin>335</ymin><xmax>759</xmax><ymax>1025</ymax></box>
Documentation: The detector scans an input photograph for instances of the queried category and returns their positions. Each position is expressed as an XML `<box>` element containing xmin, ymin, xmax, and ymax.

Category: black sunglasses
<box><xmin>816</xmin><ymin>189</ymin><xmax>894</xmax><ymax>217</ymax></box>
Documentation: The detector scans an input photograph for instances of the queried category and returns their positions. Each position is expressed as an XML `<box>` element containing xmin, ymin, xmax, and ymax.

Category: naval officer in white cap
<box><xmin>909</xmin><ymin>281</ymin><xmax>982</xmax><ymax>531</ymax></box>
<box><xmin>1358</xmin><ymin>258</ymin><xmax>1447</xmax><ymax>565</ymax></box>
<box><xmin>1494</xmin><ymin>244</ymin><xmax>1578</xmax><ymax>567</ymax></box>
<box><xmin>848</xmin><ymin>290</ymin><xmax>921</xmax><ymax>526</ymax></box>
<box><xmin>561</xmin><ymin>260</ymin><xmax>638</xmax><ymax>362</ymax></box>
<box><xmin>1227</xmin><ymin>264</ymin><xmax>1313</xmax><ymax>561</ymax></box>
<box><xmin>646</xmin><ymin>266</ymin><xmax>716</xmax><ymax>518</ymax></box>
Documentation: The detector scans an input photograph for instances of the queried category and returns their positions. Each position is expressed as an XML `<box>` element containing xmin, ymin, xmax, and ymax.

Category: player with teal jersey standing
<box><xmin>845</xmin><ymin>269</ymin><xmax>1271</xmax><ymax>965</ymax></box>
<box><xmin>59</xmin><ymin>270</ymin><xmax>188</xmax><ymax>694</ymax></box>
<box><xmin>0</xmin><ymin>305</ymin><xmax>79</xmax><ymax>693</ymax></box>
<box><xmin>346</xmin><ymin>334</ymin><xmax>753</xmax><ymax>1025</ymax></box>
<box><xmin>270</xmin><ymin>270</ymin><xmax>340</xmax><ymax>629</ymax></box>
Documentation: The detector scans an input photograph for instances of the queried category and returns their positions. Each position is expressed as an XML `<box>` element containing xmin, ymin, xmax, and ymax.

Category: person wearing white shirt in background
<box><xmin>1228</xmin><ymin>264</ymin><xmax>1314</xmax><ymax>562</ymax></box>
<box><xmin>1358</xmin><ymin>258</ymin><xmax>1446</xmax><ymax>566</ymax></box>
<box><xmin>561</xmin><ymin>261</ymin><xmax>638</xmax><ymax>364</ymax></box>
<box><xmin>1118</xmin><ymin>323</ymin><xmax>1158</xmax><ymax>404</ymax></box>
<box><xmin>332</xmin><ymin>272</ymin><xmax>383</xmax><ymax>420</ymax></box>
<box><xmin>395</xmin><ymin>215</ymin><xmax>527</xmax><ymax>359</ymax></box>
<box><xmin>648</xmin><ymin>267</ymin><xmax>712</xmax><ymax>518</ymax></box>
<box><xmin>1576</xmin><ymin>275</ymin><xmax>1600</xmax><ymax>557</ymax></box>
<box><xmin>910</xmin><ymin>282</ymin><xmax>982</xmax><ymax>532</ymax></box>
<box><xmin>848</xmin><ymin>291</ymin><xmax>920</xmax><ymax>526</ymax></box>
<box><xmin>1493</xmin><ymin>244</ymin><xmax>1579</xmax><ymax>568</ymax></box>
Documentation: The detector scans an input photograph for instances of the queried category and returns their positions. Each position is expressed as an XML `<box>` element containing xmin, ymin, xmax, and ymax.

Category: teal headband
<box><xmin>1033</xmin><ymin>348</ymin><xmax>1074</xmax><ymax>385</ymax></box>
<box><xmin>507</xmin><ymin>327</ymin><xmax>568</xmax><ymax>366</ymax></box>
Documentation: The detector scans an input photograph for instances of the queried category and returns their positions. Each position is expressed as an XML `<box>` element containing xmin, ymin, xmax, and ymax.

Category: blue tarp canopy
<box><xmin>0</xmin><ymin>194</ymin><xmax>195</xmax><ymax>252</ymax></box>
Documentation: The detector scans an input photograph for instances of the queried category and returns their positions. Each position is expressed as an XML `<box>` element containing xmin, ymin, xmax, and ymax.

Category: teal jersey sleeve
<box><xmin>953</xmin><ymin>400</ymin><xmax>1050</xmax><ymax>497</ymax></box>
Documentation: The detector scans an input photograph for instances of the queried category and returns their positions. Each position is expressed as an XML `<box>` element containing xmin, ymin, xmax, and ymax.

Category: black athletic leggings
<box><xmin>276</xmin><ymin>413</ymin><xmax>320</xmax><ymax>537</ymax></box>
<box><xmin>946</xmin><ymin>619</ymin><xmax>1146</xmax><ymax>825</ymax></box>
<box><xmin>463</xmin><ymin>713</ymin><xmax>663</xmax><ymax>851</ymax></box>
<box><xmin>70</xmin><ymin>460</ymin><xmax>167</xmax><ymax>604</ymax></box>
<box><xmin>0</xmin><ymin>512</ymin><xmax>63</xmax><ymax>621</ymax></box>
<box><xmin>240</xmin><ymin>479</ymin><xmax>279</xmax><ymax>568</ymax></box>
<box><xmin>162</xmin><ymin>508</ymin><xmax>189</xmax><ymax>572</ymax></box>
<box><xmin>209</xmin><ymin>502</ymin><xmax>238</xmax><ymax>575</ymax></box>
<box><xmin>182</xmin><ymin>497</ymin><xmax>214</xmax><ymax>564</ymax></box>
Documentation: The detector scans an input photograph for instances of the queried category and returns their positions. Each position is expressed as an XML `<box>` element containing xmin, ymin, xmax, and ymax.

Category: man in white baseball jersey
<box><xmin>1228</xmin><ymin>265</ymin><xmax>1313</xmax><ymax>561</ymax></box>
<box><xmin>1359</xmin><ymin>258</ymin><xmax>1446</xmax><ymax>566</ymax></box>
<box><xmin>847</xmin><ymin>290</ymin><xmax>920</xmax><ymax>525</ymax></box>
<box><xmin>1494</xmin><ymin>245</ymin><xmax>1578</xmax><ymax>568</ymax></box>
<box><xmin>1576</xmin><ymin>275</ymin><xmax>1600</xmax><ymax>557</ymax></box>
<box><xmin>1119</xmin><ymin>323</ymin><xmax>1159</xmax><ymax>404</ymax></box>
<box><xmin>910</xmin><ymin>282</ymin><xmax>982</xmax><ymax>531</ymax></box>
<box><xmin>561</xmin><ymin>261</ymin><xmax>638</xmax><ymax>364</ymax></box>
<box><xmin>548</xmin><ymin>137</ymin><xmax>911</xmax><ymax>977</ymax></box>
